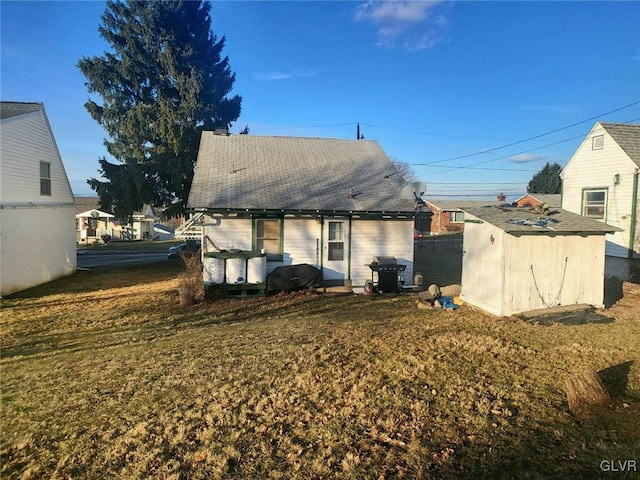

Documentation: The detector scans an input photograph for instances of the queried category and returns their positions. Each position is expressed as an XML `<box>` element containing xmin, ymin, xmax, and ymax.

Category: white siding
<box><xmin>460</xmin><ymin>213</ymin><xmax>607</xmax><ymax>316</ymax></box>
<box><xmin>561</xmin><ymin>123</ymin><xmax>638</xmax><ymax>258</ymax></box>
<box><xmin>0</xmin><ymin>105</ymin><xmax>76</xmax><ymax>295</ymax></box>
<box><xmin>201</xmin><ymin>215</ymin><xmax>414</xmax><ymax>287</ymax></box>
<box><xmin>0</xmin><ymin>108</ymin><xmax>74</xmax><ymax>204</ymax></box>
<box><xmin>202</xmin><ymin>215</ymin><xmax>252</xmax><ymax>252</ymax></box>
<box><xmin>350</xmin><ymin>219</ymin><xmax>414</xmax><ymax>289</ymax></box>
<box><xmin>502</xmin><ymin>234</ymin><xmax>605</xmax><ymax>314</ymax></box>
<box><xmin>281</xmin><ymin>218</ymin><xmax>321</xmax><ymax>271</ymax></box>
<box><xmin>460</xmin><ymin>217</ymin><xmax>505</xmax><ymax>316</ymax></box>
<box><xmin>0</xmin><ymin>205</ymin><xmax>77</xmax><ymax>296</ymax></box>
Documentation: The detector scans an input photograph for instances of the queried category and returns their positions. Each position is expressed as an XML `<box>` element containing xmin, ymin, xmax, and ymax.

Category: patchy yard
<box><xmin>1</xmin><ymin>262</ymin><xmax>639</xmax><ymax>479</ymax></box>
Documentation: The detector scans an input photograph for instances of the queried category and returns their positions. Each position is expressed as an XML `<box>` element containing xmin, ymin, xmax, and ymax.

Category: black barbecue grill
<box><xmin>366</xmin><ymin>256</ymin><xmax>407</xmax><ymax>293</ymax></box>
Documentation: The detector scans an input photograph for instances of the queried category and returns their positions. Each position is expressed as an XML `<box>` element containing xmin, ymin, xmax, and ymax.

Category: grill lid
<box><xmin>371</xmin><ymin>256</ymin><xmax>397</xmax><ymax>265</ymax></box>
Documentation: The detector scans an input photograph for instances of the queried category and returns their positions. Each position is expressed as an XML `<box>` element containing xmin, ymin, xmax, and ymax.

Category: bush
<box><xmin>177</xmin><ymin>253</ymin><xmax>204</xmax><ymax>307</ymax></box>
<box><xmin>101</xmin><ymin>234</ymin><xmax>112</xmax><ymax>245</ymax></box>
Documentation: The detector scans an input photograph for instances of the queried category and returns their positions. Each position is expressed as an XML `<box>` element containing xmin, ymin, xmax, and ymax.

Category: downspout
<box><xmin>319</xmin><ymin>216</ymin><xmax>324</xmax><ymax>281</ymax></box>
<box><xmin>347</xmin><ymin>216</ymin><xmax>352</xmax><ymax>281</ymax></box>
<box><xmin>629</xmin><ymin>171</ymin><xmax>639</xmax><ymax>262</ymax></box>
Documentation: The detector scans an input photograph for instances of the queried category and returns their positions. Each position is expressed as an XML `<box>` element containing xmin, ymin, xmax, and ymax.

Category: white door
<box><xmin>322</xmin><ymin>219</ymin><xmax>349</xmax><ymax>282</ymax></box>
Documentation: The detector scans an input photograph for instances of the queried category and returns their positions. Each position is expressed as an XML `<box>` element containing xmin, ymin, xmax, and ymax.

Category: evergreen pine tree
<box><xmin>527</xmin><ymin>162</ymin><xmax>562</xmax><ymax>194</ymax></box>
<box><xmin>79</xmin><ymin>0</ymin><xmax>241</xmax><ymax>219</ymax></box>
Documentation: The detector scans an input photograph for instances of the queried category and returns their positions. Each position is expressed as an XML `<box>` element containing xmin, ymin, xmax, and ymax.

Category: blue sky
<box><xmin>2</xmin><ymin>1</ymin><xmax>639</xmax><ymax>199</ymax></box>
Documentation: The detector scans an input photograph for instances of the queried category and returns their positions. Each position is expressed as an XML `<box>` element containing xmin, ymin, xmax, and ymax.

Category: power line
<box><xmin>419</xmin><ymin>100</ymin><xmax>640</xmax><ymax>166</ymax></box>
<box><xmin>360</xmin><ymin>123</ymin><xmax>512</xmax><ymax>141</ymax></box>
<box><xmin>418</xmin><ymin>116</ymin><xmax>640</xmax><ymax>176</ymax></box>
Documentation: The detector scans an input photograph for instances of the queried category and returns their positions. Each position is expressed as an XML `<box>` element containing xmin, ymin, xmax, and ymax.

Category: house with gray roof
<box><xmin>422</xmin><ymin>199</ymin><xmax>502</xmax><ymax>234</ymax></box>
<box><xmin>188</xmin><ymin>134</ymin><xmax>418</xmax><ymax>289</ymax></box>
<box><xmin>513</xmin><ymin>193</ymin><xmax>561</xmax><ymax>208</ymax></box>
<box><xmin>1</xmin><ymin>101</ymin><xmax>76</xmax><ymax>295</ymax></box>
<box><xmin>560</xmin><ymin>121</ymin><xmax>640</xmax><ymax>281</ymax></box>
<box><xmin>459</xmin><ymin>205</ymin><xmax>619</xmax><ymax>316</ymax></box>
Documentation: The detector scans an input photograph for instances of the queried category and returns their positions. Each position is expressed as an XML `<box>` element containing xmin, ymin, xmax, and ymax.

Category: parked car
<box><xmin>168</xmin><ymin>240</ymin><xmax>201</xmax><ymax>259</ymax></box>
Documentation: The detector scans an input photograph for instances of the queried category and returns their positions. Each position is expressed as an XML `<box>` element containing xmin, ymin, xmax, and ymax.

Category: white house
<box><xmin>561</xmin><ymin>122</ymin><xmax>640</xmax><ymax>281</ymax></box>
<box><xmin>187</xmin><ymin>134</ymin><xmax>417</xmax><ymax>289</ymax></box>
<box><xmin>460</xmin><ymin>205</ymin><xmax>618</xmax><ymax>317</ymax></box>
<box><xmin>0</xmin><ymin>102</ymin><xmax>76</xmax><ymax>296</ymax></box>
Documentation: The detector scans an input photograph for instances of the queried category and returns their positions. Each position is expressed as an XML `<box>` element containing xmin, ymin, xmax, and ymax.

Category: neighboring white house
<box><xmin>188</xmin><ymin>134</ymin><xmax>417</xmax><ymax>289</ymax></box>
<box><xmin>0</xmin><ymin>101</ymin><xmax>76</xmax><ymax>296</ymax></box>
<box><xmin>560</xmin><ymin>122</ymin><xmax>640</xmax><ymax>281</ymax></box>
<box><xmin>460</xmin><ymin>205</ymin><xmax>618</xmax><ymax>317</ymax></box>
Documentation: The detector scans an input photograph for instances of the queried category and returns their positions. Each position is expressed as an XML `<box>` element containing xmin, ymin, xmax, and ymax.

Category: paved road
<box><xmin>77</xmin><ymin>252</ymin><xmax>168</xmax><ymax>268</ymax></box>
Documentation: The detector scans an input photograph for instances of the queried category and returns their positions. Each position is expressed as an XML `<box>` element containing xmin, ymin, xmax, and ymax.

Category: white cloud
<box><xmin>254</xmin><ymin>68</ymin><xmax>321</xmax><ymax>81</ymax></box>
<box><xmin>507</xmin><ymin>153</ymin><xmax>546</xmax><ymax>163</ymax></box>
<box><xmin>354</xmin><ymin>0</ymin><xmax>447</xmax><ymax>51</ymax></box>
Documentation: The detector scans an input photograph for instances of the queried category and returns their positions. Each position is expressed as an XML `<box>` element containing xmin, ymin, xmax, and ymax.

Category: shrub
<box><xmin>177</xmin><ymin>253</ymin><xmax>204</xmax><ymax>307</ymax></box>
<box><xmin>101</xmin><ymin>234</ymin><xmax>112</xmax><ymax>245</ymax></box>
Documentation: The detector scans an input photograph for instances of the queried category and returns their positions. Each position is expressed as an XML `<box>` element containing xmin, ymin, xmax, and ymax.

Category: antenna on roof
<box><xmin>400</xmin><ymin>181</ymin><xmax>427</xmax><ymax>208</ymax></box>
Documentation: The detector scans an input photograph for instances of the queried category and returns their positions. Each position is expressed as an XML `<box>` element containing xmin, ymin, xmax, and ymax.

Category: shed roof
<box><xmin>600</xmin><ymin>122</ymin><xmax>640</xmax><ymax>167</ymax></box>
<box><xmin>461</xmin><ymin>205</ymin><xmax>620</xmax><ymax>235</ymax></box>
<box><xmin>188</xmin><ymin>134</ymin><xmax>415</xmax><ymax>213</ymax></box>
<box><xmin>0</xmin><ymin>101</ymin><xmax>42</xmax><ymax>119</ymax></box>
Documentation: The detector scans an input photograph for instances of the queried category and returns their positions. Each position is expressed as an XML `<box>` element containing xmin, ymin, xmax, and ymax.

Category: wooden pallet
<box><xmin>205</xmin><ymin>283</ymin><xmax>267</xmax><ymax>299</ymax></box>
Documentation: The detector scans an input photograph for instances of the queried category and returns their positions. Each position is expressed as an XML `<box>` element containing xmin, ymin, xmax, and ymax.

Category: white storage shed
<box><xmin>460</xmin><ymin>206</ymin><xmax>619</xmax><ymax>316</ymax></box>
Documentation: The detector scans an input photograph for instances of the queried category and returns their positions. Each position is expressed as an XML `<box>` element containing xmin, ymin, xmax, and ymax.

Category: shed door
<box><xmin>322</xmin><ymin>219</ymin><xmax>349</xmax><ymax>282</ymax></box>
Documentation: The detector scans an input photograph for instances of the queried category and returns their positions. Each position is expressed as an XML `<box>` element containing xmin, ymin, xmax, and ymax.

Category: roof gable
<box><xmin>188</xmin><ymin>134</ymin><xmax>415</xmax><ymax>213</ymax></box>
<box><xmin>562</xmin><ymin>122</ymin><xmax>640</xmax><ymax>176</ymax></box>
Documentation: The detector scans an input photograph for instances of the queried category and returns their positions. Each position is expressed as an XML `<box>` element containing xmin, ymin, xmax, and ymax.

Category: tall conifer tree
<box><xmin>79</xmin><ymin>0</ymin><xmax>241</xmax><ymax>219</ymax></box>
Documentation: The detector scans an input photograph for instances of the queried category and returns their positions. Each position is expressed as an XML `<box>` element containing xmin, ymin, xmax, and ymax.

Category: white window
<box><xmin>582</xmin><ymin>189</ymin><xmax>606</xmax><ymax>219</ymax></box>
<box><xmin>451</xmin><ymin>211</ymin><xmax>464</xmax><ymax>223</ymax></box>
<box><xmin>40</xmin><ymin>161</ymin><xmax>51</xmax><ymax>196</ymax></box>
<box><xmin>592</xmin><ymin>135</ymin><xmax>604</xmax><ymax>150</ymax></box>
<box><xmin>327</xmin><ymin>221</ymin><xmax>344</xmax><ymax>261</ymax></box>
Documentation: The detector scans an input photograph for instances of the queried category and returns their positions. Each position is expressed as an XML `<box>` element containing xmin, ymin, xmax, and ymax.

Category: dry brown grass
<box><xmin>2</xmin><ymin>263</ymin><xmax>640</xmax><ymax>479</ymax></box>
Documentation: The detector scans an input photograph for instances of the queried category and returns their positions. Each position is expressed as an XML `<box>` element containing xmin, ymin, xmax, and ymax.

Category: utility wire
<box><xmin>419</xmin><ymin>100</ymin><xmax>640</xmax><ymax>166</ymax></box>
<box><xmin>419</xmin><ymin>116</ymin><xmax>640</xmax><ymax>176</ymax></box>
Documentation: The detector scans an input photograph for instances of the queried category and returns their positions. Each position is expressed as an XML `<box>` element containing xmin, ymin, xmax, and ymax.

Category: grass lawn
<box><xmin>2</xmin><ymin>262</ymin><xmax>639</xmax><ymax>479</ymax></box>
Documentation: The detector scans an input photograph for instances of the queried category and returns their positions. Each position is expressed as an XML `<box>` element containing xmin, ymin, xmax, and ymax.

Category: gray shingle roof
<box><xmin>461</xmin><ymin>205</ymin><xmax>620</xmax><ymax>235</ymax></box>
<box><xmin>188</xmin><ymin>134</ymin><xmax>416</xmax><ymax>213</ymax></box>
<box><xmin>601</xmin><ymin>122</ymin><xmax>640</xmax><ymax>167</ymax></box>
<box><xmin>0</xmin><ymin>101</ymin><xmax>42</xmax><ymax>119</ymax></box>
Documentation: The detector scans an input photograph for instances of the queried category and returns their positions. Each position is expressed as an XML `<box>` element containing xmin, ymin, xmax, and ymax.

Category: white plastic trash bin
<box><xmin>225</xmin><ymin>257</ymin><xmax>247</xmax><ymax>284</ymax></box>
<box><xmin>247</xmin><ymin>255</ymin><xmax>267</xmax><ymax>283</ymax></box>
<box><xmin>203</xmin><ymin>257</ymin><xmax>224</xmax><ymax>284</ymax></box>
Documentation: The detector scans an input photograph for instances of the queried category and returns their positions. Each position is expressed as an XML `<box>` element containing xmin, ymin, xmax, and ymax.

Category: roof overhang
<box><xmin>187</xmin><ymin>207</ymin><xmax>417</xmax><ymax>220</ymax></box>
